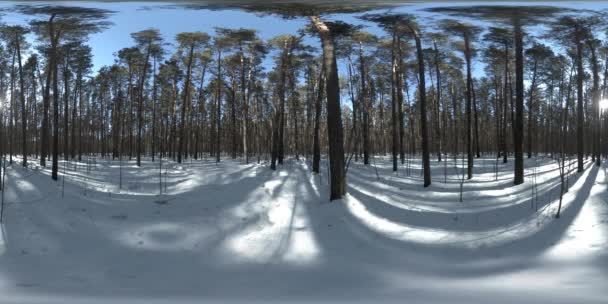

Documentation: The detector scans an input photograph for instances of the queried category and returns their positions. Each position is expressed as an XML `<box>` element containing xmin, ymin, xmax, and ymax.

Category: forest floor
<box><xmin>0</xmin><ymin>154</ymin><xmax>607</xmax><ymax>303</ymax></box>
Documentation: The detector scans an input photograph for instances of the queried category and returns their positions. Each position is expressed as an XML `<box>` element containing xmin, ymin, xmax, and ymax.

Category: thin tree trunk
<box><xmin>312</xmin><ymin>60</ymin><xmax>325</xmax><ymax>174</ymax></box>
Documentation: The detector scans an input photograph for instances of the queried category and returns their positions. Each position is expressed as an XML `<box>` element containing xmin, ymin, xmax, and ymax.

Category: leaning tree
<box><xmin>362</xmin><ymin>12</ymin><xmax>432</xmax><ymax>187</ymax></box>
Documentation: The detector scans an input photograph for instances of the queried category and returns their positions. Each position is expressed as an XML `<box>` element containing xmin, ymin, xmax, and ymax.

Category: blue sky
<box><xmin>0</xmin><ymin>1</ymin><xmax>606</xmax><ymax>75</ymax></box>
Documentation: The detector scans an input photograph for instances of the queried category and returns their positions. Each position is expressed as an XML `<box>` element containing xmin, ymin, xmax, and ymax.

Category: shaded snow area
<box><xmin>0</xmin><ymin>156</ymin><xmax>607</xmax><ymax>303</ymax></box>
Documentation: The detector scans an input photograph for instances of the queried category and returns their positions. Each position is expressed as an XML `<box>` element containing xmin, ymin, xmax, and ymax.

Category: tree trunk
<box><xmin>312</xmin><ymin>60</ymin><xmax>324</xmax><ymax>174</ymax></box>
<box><xmin>137</xmin><ymin>42</ymin><xmax>152</xmax><ymax>166</ymax></box>
<box><xmin>433</xmin><ymin>39</ymin><xmax>442</xmax><ymax>162</ymax></box>
<box><xmin>63</xmin><ymin>49</ymin><xmax>71</xmax><ymax>161</ymax></box>
<box><xmin>359</xmin><ymin>42</ymin><xmax>370</xmax><ymax>165</ymax></box>
<box><xmin>178</xmin><ymin>44</ymin><xmax>195</xmax><ymax>164</ymax></box>
<box><xmin>151</xmin><ymin>57</ymin><xmax>158</xmax><ymax>162</ymax></box>
<box><xmin>575</xmin><ymin>24</ymin><xmax>584</xmax><ymax>173</ymax></box>
<box><xmin>514</xmin><ymin>23</ymin><xmax>525</xmax><ymax>185</ymax></box>
<box><xmin>216</xmin><ymin>50</ymin><xmax>222</xmax><ymax>163</ymax></box>
<box><xmin>40</xmin><ymin>16</ymin><xmax>55</xmax><ymax>168</ymax></box>
<box><xmin>16</xmin><ymin>34</ymin><xmax>27</xmax><ymax>167</ymax></box>
<box><xmin>310</xmin><ymin>15</ymin><xmax>346</xmax><ymax>200</ymax></box>
<box><xmin>241</xmin><ymin>49</ymin><xmax>249</xmax><ymax>163</ymax></box>
<box><xmin>391</xmin><ymin>34</ymin><xmax>398</xmax><ymax>172</ymax></box>
<box><xmin>472</xmin><ymin>79</ymin><xmax>480</xmax><ymax>158</ymax></box>
<box><xmin>397</xmin><ymin>37</ymin><xmax>405</xmax><ymax>166</ymax></box>
<box><xmin>502</xmin><ymin>42</ymin><xmax>509</xmax><ymax>164</ymax></box>
<box><xmin>51</xmin><ymin>24</ymin><xmax>59</xmax><ymax>181</ymax></box>
<box><xmin>71</xmin><ymin>72</ymin><xmax>81</xmax><ymax>159</ymax></box>
<box><xmin>464</xmin><ymin>33</ymin><xmax>473</xmax><ymax>179</ymax></box>
<box><xmin>409</xmin><ymin>25</ymin><xmax>431</xmax><ymax>187</ymax></box>
<box><xmin>588</xmin><ymin>41</ymin><xmax>600</xmax><ymax>166</ymax></box>
<box><xmin>527</xmin><ymin>59</ymin><xmax>538</xmax><ymax>158</ymax></box>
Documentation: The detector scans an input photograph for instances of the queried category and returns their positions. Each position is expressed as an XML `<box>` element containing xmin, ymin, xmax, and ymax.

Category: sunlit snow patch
<box><xmin>345</xmin><ymin>166</ymin><xmax>598</xmax><ymax>249</ymax></box>
<box><xmin>544</xmin><ymin>167</ymin><xmax>608</xmax><ymax>260</ymax></box>
<box><xmin>0</xmin><ymin>224</ymin><xmax>5</xmax><ymax>256</ymax></box>
<box><xmin>222</xmin><ymin>175</ymin><xmax>320</xmax><ymax>265</ymax></box>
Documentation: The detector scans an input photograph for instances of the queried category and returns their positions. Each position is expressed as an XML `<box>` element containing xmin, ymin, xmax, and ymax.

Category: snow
<box><xmin>0</xmin><ymin>155</ymin><xmax>607</xmax><ymax>303</ymax></box>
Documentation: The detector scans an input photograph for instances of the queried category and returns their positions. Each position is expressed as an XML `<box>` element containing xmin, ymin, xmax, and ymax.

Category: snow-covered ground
<box><xmin>0</xmin><ymin>154</ymin><xmax>606</xmax><ymax>303</ymax></box>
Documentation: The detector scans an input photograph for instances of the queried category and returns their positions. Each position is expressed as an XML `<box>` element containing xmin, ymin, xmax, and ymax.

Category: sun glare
<box><xmin>600</xmin><ymin>99</ymin><xmax>608</xmax><ymax>111</ymax></box>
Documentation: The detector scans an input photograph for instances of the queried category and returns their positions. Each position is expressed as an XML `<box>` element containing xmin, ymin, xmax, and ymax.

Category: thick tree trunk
<box><xmin>472</xmin><ymin>80</ymin><xmax>480</xmax><ymax>158</ymax></box>
<box><xmin>137</xmin><ymin>42</ymin><xmax>152</xmax><ymax>166</ymax></box>
<box><xmin>41</xmin><ymin>16</ymin><xmax>55</xmax><ymax>168</ymax></box>
<box><xmin>575</xmin><ymin>25</ymin><xmax>584</xmax><ymax>173</ymax></box>
<box><xmin>310</xmin><ymin>15</ymin><xmax>346</xmax><ymax>200</ymax></box>
<box><xmin>527</xmin><ymin>59</ymin><xmax>538</xmax><ymax>159</ymax></box>
<box><xmin>433</xmin><ymin>40</ymin><xmax>442</xmax><ymax>162</ymax></box>
<box><xmin>464</xmin><ymin>34</ymin><xmax>473</xmax><ymax>179</ymax></box>
<box><xmin>78</xmin><ymin>76</ymin><xmax>84</xmax><ymax>161</ymax></box>
<box><xmin>51</xmin><ymin>22</ymin><xmax>59</xmax><ymax>181</ymax></box>
<box><xmin>277</xmin><ymin>41</ymin><xmax>290</xmax><ymax>165</ymax></box>
<box><xmin>359</xmin><ymin>42</ymin><xmax>370</xmax><ymax>166</ymax></box>
<box><xmin>17</xmin><ymin>35</ymin><xmax>27</xmax><ymax>167</ymax></box>
<box><xmin>216</xmin><ymin>51</ymin><xmax>222</xmax><ymax>163</ymax></box>
<box><xmin>391</xmin><ymin>34</ymin><xmax>398</xmax><ymax>172</ymax></box>
<box><xmin>502</xmin><ymin>43</ymin><xmax>509</xmax><ymax>164</ymax></box>
<box><xmin>241</xmin><ymin>50</ymin><xmax>249</xmax><ymax>163</ymax></box>
<box><xmin>397</xmin><ymin>37</ymin><xmax>405</xmax><ymax>166</ymax></box>
<box><xmin>514</xmin><ymin>23</ymin><xmax>524</xmax><ymax>185</ymax></box>
<box><xmin>409</xmin><ymin>26</ymin><xmax>431</xmax><ymax>187</ymax></box>
<box><xmin>71</xmin><ymin>73</ymin><xmax>81</xmax><ymax>159</ymax></box>
<box><xmin>230</xmin><ymin>87</ymin><xmax>237</xmax><ymax>159</ymax></box>
<box><xmin>63</xmin><ymin>49</ymin><xmax>71</xmax><ymax>161</ymax></box>
<box><xmin>178</xmin><ymin>44</ymin><xmax>195</xmax><ymax>164</ymax></box>
<box><xmin>151</xmin><ymin>57</ymin><xmax>158</xmax><ymax>162</ymax></box>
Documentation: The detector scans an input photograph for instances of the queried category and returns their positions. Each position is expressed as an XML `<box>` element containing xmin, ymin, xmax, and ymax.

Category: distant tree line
<box><xmin>0</xmin><ymin>4</ymin><xmax>606</xmax><ymax>201</ymax></box>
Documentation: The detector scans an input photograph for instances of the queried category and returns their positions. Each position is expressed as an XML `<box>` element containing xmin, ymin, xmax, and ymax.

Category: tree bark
<box><xmin>312</xmin><ymin>60</ymin><xmax>325</xmax><ymax>174</ymax></box>
<box><xmin>575</xmin><ymin>24</ymin><xmax>584</xmax><ymax>173</ymax></box>
<box><xmin>464</xmin><ymin>33</ymin><xmax>474</xmax><ymax>179</ymax></box>
<box><xmin>178</xmin><ymin>44</ymin><xmax>195</xmax><ymax>163</ymax></box>
<box><xmin>137</xmin><ymin>41</ymin><xmax>152</xmax><ymax>166</ymax></box>
<box><xmin>514</xmin><ymin>23</ymin><xmax>525</xmax><ymax>185</ymax></box>
<box><xmin>391</xmin><ymin>34</ymin><xmax>398</xmax><ymax>172</ymax></box>
<box><xmin>588</xmin><ymin>41</ymin><xmax>600</xmax><ymax>166</ymax></box>
<box><xmin>433</xmin><ymin>39</ymin><xmax>442</xmax><ymax>162</ymax></box>
<box><xmin>527</xmin><ymin>58</ymin><xmax>538</xmax><ymax>159</ymax></box>
<box><xmin>63</xmin><ymin>48</ymin><xmax>71</xmax><ymax>161</ymax></box>
<box><xmin>16</xmin><ymin>34</ymin><xmax>27</xmax><ymax>167</ymax></box>
<box><xmin>51</xmin><ymin>21</ymin><xmax>60</xmax><ymax>181</ymax></box>
<box><xmin>215</xmin><ymin>49</ymin><xmax>222</xmax><ymax>163</ymax></box>
<box><xmin>310</xmin><ymin>15</ymin><xmax>346</xmax><ymax>200</ymax></box>
<box><xmin>408</xmin><ymin>25</ymin><xmax>431</xmax><ymax>187</ymax></box>
<box><xmin>40</xmin><ymin>14</ymin><xmax>55</xmax><ymax>168</ymax></box>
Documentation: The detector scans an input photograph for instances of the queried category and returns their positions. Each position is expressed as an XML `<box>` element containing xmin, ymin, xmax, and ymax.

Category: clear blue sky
<box><xmin>0</xmin><ymin>1</ymin><xmax>606</xmax><ymax>75</ymax></box>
